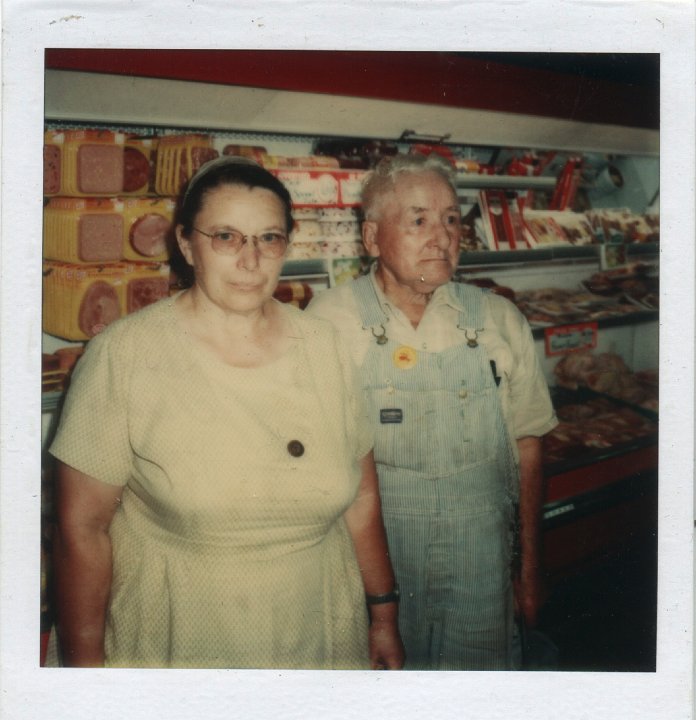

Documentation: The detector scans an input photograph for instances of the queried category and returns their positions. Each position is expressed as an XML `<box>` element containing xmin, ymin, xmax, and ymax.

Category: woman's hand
<box><xmin>344</xmin><ymin>453</ymin><xmax>405</xmax><ymax>669</ymax></box>
<box><xmin>369</xmin><ymin>616</ymin><xmax>405</xmax><ymax>670</ymax></box>
<box><xmin>53</xmin><ymin>462</ymin><xmax>123</xmax><ymax>667</ymax></box>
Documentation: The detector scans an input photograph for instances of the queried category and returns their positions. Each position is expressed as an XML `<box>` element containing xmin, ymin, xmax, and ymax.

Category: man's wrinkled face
<box><xmin>363</xmin><ymin>171</ymin><xmax>461</xmax><ymax>296</ymax></box>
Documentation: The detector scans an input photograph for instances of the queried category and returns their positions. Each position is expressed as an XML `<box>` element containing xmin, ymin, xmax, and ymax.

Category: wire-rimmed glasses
<box><xmin>193</xmin><ymin>228</ymin><xmax>288</xmax><ymax>259</ymax></box>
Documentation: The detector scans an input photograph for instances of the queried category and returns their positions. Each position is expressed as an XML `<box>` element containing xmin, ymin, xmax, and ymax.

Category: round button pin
<box><xmin>287</xmin><ymin>440</ymin><xmax>305</xmax><ymax>457</ymax></box>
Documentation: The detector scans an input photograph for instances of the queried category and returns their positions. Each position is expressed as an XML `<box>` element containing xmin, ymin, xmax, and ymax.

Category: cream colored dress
<box><xmin>50</xmin><ymin>296</ymin><xmax>373</xmax><ymax>669</ymax></box>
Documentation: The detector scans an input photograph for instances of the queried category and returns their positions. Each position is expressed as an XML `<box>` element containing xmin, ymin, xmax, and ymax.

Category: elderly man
<box><xmin>307</xmin><ymin>153</ymin><xmax>557</xmax><ymax>670</ymax></box>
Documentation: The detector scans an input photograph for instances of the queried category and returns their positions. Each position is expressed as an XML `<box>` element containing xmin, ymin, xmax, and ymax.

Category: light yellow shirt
<box><xmin>308</xmin><ymin>265</ymin><xmax>558</xmax><ymax>450</ymax></box>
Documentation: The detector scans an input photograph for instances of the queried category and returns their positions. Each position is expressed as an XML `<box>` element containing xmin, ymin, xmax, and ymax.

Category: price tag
<box><xmin>544</xmin><ymin>322</ymin><xmax>598</xmax><ymax>357</ymax></box>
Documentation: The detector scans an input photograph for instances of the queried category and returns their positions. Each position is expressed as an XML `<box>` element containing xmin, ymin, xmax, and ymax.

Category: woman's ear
<box><xmin>175</xmin><ymin>225</ymin><xmax>194</xmax><ymax>266</ymax></box>
<box><xmin>362</xmin><ymin>221</ymin><xmax>380</xmax><ymax>258</ymax></box>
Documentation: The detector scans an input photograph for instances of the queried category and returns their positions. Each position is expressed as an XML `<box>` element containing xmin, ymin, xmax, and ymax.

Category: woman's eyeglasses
<box><xmin>193</xmin><ymin>228</ymin><xmax>288</xmax><ymax>259</ymax></box>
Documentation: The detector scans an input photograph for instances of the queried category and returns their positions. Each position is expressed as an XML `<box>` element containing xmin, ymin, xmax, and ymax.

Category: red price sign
<box><xmin>544</xmin><ymin>322</ymin><xmax>598</xmax><ymax>357</ymax></box>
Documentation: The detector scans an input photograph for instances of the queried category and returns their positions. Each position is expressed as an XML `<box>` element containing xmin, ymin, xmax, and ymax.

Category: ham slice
<box><xmin>123</xmin><ymin>146</ymin><xmax>151</xmax><ymax>193</ymax></box>
<box><xmin>78</xmin><ymin>214</ymin><xmax>123</xmax><ymax>262</ymax></box>
<box><xmin>78</xmin><ymin>281</ymin><xmax>121</xmax><ymax>337</ymax></box>
<box><xmin>129</xmin><ymin>213</ymin><xmax>170</xmax><ymax>258</ymax></box>
<box><xmin>77</xmin><ymin>144</ymin><xmax>124</xmax><ymax>194</ymax></box>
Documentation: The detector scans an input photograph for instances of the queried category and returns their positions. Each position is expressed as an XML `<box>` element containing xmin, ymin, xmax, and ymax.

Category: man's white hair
<box><xmin>361</xmin><ymin>153</ymin><xmax>457</xmax><ymax>221</ymax></box>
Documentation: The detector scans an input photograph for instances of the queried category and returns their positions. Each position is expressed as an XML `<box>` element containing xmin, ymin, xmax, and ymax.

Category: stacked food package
<box><xmin>43</xmin><ymin>197</ymin><xmax>174</xmax><ymax>264</ymax></box>
<box><xmin>476</xmin><ymin>205</ymin><xmax>659</xmax><ymax>251</ymax></box>
<box><xmin>42</xmin><ymin>130</ymin><xmax>190</xmax><ymax>348</ymax></box>
<box><xmin>44</xmin><ymin>130</ymin><xmax>158</xmax><ymax>197</ymax></box>
<box><xmin>154</xmin><ymin>135</ymin><xmax>219</xmax><ymax>196</ymax></box>
<box><xmin>581</xmin><ymin>265</ymin><xmax>659</xmax><ymax>310</ymax></box>
<box><xmin>543</xmin><ymin>350</ymin><xmax>658</xmax><ymax>465</ymax></box>
<box><xmin>588</xmin><ymin>208</ymin><xmax>659</xmax><ymax>244</ymax></box>
<box><xmin>459</xmin><ymin>265</ymin><xmax>657</xmax><ymax>329</ymax></box>
<box><xmin>222</xmin><ymin>143</ymin><xmax>371</xmax><ymax>268</ymax></box>
<box><xmin>42</xmin><ymin>131</ymin><xmax>378</xmax><ymax>350</ymax></box>
<box><xmin>513</xmin><ymin>286</ymin><xmax>645</xmax><ymax>327</ymax></box>
<box><xmin>543</xmin><ymin>395</ymin><xmax>657</xmax><ymax>464</ymax></box>
<box><xmin>272</xmin><ymin>281</ymin><xmax>315</xmax><ymax>310</ymax></box>
<box><xmin>42</xmin><ymin>261</ymin><xmax>170</xmax><ymax>341</ymax></box>
<box><xmin>553</xmin><ymin>351</ymin><xmax>658</xmax><ymax>411</ymax></box>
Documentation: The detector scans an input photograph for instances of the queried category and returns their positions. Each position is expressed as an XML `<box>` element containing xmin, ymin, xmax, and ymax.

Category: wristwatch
<box><xmin>365</xmin><ymin>584</ymin><xmax>400</xmax><ymax>605</ymax></box>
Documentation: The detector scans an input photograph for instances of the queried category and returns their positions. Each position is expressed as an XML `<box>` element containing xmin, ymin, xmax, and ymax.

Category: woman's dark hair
<box><xmin>177</xmin><ymin>156</ymin><xmax>294</xmax><ymax>236</ymax></box>
<box><xmin>168</xmin><ymin>156</ymin><xmax>294</xmax><ymax>288</ymax></box>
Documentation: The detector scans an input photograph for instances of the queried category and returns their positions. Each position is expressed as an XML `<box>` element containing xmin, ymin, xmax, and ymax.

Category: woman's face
<box><xmin>176</xmin><ymin>184</ymin><xmax>288</xmax><ymax>316</ymax></box>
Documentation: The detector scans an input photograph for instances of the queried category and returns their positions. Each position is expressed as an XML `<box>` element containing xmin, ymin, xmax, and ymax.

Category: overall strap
<box><xmin>449</xmin><ymin>282</ymin><xmax>486</xmax><ymax>334</ymax></box>
<box><xmin>351</xmin><ymin>274</ymin><xmax>389</xmax><ymax>329</ymax></box>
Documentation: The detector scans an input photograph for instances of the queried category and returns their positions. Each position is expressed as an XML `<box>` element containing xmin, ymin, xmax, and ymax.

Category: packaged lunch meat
<box><xmin>43</xmin><ymin>260</ymin><xmax>169</xmax><ymax>341</ymax></box>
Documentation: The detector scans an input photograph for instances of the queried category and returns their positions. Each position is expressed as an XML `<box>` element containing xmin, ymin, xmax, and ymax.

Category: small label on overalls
<box><xmin>380</xmin><ymin>408</ymin><xmax>403</xmax><ymax>424</ymax></box>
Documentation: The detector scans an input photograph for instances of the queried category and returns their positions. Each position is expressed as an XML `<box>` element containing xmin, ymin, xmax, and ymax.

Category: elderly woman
<box><xmin>50</xmin><ymin>157</ymin><xmax>403</xmax><ymax>670</ymax></box>
<box><xmin>308</xmin><ymin>154</ymin><xmax>557</xmax><ymax>670</ymax></box>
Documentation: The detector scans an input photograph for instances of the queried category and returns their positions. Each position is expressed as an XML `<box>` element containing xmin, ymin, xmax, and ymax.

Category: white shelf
<box><xmin>44</xmin><ymin>70</ymin><xmax>659</xmax><ymax>156</ymax></box>
<box><xmin>456</xmin><ymin>174</ymin><xmax>558</xmax><ymax>190</ymax></box>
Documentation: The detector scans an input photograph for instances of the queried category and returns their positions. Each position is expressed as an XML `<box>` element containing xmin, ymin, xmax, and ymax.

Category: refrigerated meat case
<box><xmin>40</xmin><ymin>60</ymin><xmax>659</xmax><ymax>665</ymax></box>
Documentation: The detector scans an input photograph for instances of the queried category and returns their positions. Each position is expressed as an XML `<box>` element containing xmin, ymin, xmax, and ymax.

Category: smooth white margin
<box><xmin>1</xmin><ymin>2</ymin><xmax>694</xmax><ymax>719</ymax></box>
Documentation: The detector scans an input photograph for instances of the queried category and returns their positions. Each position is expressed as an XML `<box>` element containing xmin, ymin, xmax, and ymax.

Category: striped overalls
<box><xmin>352</xmin><ymin>276</ymin><xmax>519</xmax><ymax>670</ymax></box>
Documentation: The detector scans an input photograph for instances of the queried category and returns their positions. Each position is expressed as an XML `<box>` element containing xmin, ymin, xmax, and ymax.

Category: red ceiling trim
<box><xmin>44</xmin><ymin>49</ymin><xmax>658</xmax><ymax>130</ymax></box>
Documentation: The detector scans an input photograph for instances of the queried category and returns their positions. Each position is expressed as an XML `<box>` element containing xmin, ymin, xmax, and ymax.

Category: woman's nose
<box><xmin>237</xmin><ymin>236</ymin><xmax>261</xmax><ymax>269</ymax></box>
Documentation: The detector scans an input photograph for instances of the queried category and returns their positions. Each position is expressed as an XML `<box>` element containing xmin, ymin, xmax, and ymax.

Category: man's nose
<box><xmin>432</xmin><ymin>220</ymin><xmax>455</xmax><ymax>248</ymax></box>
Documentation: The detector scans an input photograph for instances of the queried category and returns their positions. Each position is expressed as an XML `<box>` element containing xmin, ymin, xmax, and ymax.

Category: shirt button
<box><xmin>287</xmin><ymin>440</ymin><xmax>305</xmax><ymax>457</ymax></box>
<box><xmin>421</xmin><ymin>343</ymin><xmax>427</xmax><ymax>350</ymax></box>
<box><xmin>459</xmin><ymin>388</ymin><xmax>468</xmax><ymax>399</ymax></box>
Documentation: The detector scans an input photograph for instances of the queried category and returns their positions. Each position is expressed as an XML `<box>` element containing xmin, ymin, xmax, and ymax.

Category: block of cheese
<box><xmin>154</xmin><ymin>134</ymin><xmax>219</xmax><ymax>196</ymax></box>
<box><xmin>44</xmin><ymin>198</ymin><xmax>124</xmax><ymax>263</ymax></box>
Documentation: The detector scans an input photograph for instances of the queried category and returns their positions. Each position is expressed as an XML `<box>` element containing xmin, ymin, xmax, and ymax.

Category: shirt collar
<box><xmin>367</xmin><ymin>262</ymin><xmax>463</xmax><ymax>316</ymax></box>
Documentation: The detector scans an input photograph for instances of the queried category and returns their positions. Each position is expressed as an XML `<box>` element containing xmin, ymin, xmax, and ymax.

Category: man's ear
<box><xmin>175</xmin><ymin>225</ymin><xmax>194</xmax><ymax>266</ymax></box>
<box><xmin>362</xmin><ymin>221</ymin><xmax>380</xmax><ymax>258</ymax></box>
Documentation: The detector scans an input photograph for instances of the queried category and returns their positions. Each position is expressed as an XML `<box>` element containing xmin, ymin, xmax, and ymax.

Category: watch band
<box><xmin>365</xmin><ymin>584</ymin><xmax>400</xmax><ymax>605</ymax></box>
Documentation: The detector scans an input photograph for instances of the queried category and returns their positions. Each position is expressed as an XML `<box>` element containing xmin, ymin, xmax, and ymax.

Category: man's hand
<box><xmin>514</xmin><ymin>435</ymin><xmax>547</xmax><ymax>628</ymax></box>
<box><xmin>369</xmin><ymin>618</ymin><xmax>405</xmax><ymax>669</ymax></box>
<box><xmin>514</xmin><ymin>560</ymin><xmax>548</xmax><ymax>628</ymax></box>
